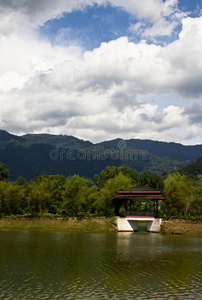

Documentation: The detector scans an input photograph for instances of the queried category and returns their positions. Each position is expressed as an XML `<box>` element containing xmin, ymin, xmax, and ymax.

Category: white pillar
<box><xmin>117</xmin><ymin>217</ymin><xmax>162</xmax><ymax>232</ymax></box>
<box><xmin>117</xmin><ymin>217</ymin><xmax>137</xmax><ymax>231</ymax></box>
<box><xmin>147</xmin><ymin>219</ymin><xmax>162</xmax><ymax>232</ymax></box>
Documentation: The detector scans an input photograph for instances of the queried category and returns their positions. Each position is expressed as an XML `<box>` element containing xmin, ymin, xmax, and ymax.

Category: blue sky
<box><xmin>0</xmin><ymin>0</ymin><xmax>202</xmax><ymax>145</ymax></box>
<box><xmin>39</xmin><ymin>0</ymin><xmax>201</xmax><ymax>49</ymax></box>
<box><xmin>178</xmin><ymin>0</ymin><xmax>201</xmax><ymax>15</ymax></box>
<box><xmin>40</xmin><ymin>5</ymin><xmax>132</xmax><ymax>49</ymax></box>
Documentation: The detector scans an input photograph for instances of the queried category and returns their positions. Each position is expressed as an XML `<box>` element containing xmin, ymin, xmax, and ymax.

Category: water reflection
<box><xmin>0</xmin><ymin>230</ymin><xmax>201</xmax><ymax>299</ymax></box>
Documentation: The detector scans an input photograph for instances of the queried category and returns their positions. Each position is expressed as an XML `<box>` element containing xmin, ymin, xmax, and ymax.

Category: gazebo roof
<box><xmin>117</xmin><ymin>185</ymin><xmax>163</xmax><ymax>195</ymax></box>
<box><xmin>112</xmin><ymin>185</ymin><xmax>164</xmax><ymax>201</ymax></box>
<box><xmin>113</xmin><ymin>185</ymin><xmax>164</xmax><ymax>219</ymax></box>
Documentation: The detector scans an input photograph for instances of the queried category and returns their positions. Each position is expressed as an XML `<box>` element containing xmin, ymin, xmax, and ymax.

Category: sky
<box><xmin>0</xmin><ymin>0</ymin><xmax>202</xmax><ymax>145</ymax></box>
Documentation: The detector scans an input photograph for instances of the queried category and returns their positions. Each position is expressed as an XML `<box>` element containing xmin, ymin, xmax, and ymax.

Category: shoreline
<box><xmin>161</xmin><ymin>219</ymin><xmax>202</xmax><ymax>235</ymax></box>
<box><xmin>0</xmin><ymin>217</ymin><xmax>117</xmax><ymax>233</ymax></box>
<box><xmin>0</xmin><ymin>217</ymin><xmax>201</xmax><ymax>234</ymax></box>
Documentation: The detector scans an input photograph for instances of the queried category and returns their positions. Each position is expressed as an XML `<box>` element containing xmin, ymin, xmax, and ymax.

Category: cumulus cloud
<box><xmin>125</xmin><ymin>0</ymin><xmax>184</xmax><ymax>37</ymax></box>
<box><xmin>39</xmin><ymin>17</ymin><xmax>202</xmax><ymax>99</ymax></box>
<box><xmin>0</xmin><ymin>0</ymin><xmax>86</xmax><ymax>34</ymax></box>
<box><xmin>183</xmin><ymin>101</ymin><xmax>202</xmax><ymax>125</ymax></box>
<box><xmin>0</xmin><ymin>32</ymin><xmax>82</xmax><ymax>91</ymax></box>
<box><xmin>0</xmin><ymin>0</ymin><xmax>184</xmax><ymax>38</ymax></box>
<box><xmin>0</xmin><ymin>1</ymin><xmax>201</xmax><ymax>145</ymax></box>
<box><xmin>162</xmin><ymin>17</ymin><xmax>202</xmax><ymax>97</ymax></box>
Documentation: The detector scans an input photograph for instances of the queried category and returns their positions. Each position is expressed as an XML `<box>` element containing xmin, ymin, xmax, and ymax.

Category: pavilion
<box><xmin>112</xmin><ymin>186</ymin><xmax>165</xmax><ymax>232</ymax></box>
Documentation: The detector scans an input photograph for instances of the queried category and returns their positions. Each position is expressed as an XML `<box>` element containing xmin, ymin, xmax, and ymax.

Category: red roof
<box><xmin>113</xmin><ymin>185</ymin><xmax>164</xmax><ymax>200</ymax></box>
<box><xmin>118</xmin><ymin>185</ymin><xmax>162</xmax><ymax>194</ymax></box>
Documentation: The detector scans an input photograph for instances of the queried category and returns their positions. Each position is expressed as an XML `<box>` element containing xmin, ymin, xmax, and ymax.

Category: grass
<box><xmin>0</xmin><ymin>217</ymin><xmax>118</xmax><ymax>233</ymax></box>
<box><xmin>1</xmin><ymin>217</ymin><xmax>202</xmax><ymax>235</ymax></box>
<box><xmin>161</xmin><ymin>219</ymin><xmax>202</xmax><ymax>235</ymax></box>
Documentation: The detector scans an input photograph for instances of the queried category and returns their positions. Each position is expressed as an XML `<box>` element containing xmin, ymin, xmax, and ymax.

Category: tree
<box><xmin>97</xmin><ymin>166</ymin><xmax>138</xmax><ymax>188</ymax></box>
<box><xmin>0</xmin><ymin>181</ymin><xmax>25</xmax><ymax>215</ymax></box>
<box><xmin>164</xmin><ymin>172</ymin><xmax>193</xmax><ymax>217</ymax></box>
<box><xmin>0</xmin><ymin>163</ymin><xmax>9</xmax><ymax>181</ymax></box>
<box><xmin>178</xmin><ymin>155</ymin><xmax>202</xmax><ymax>179</ymax></box>
<box><xmin>27</xmin><ymin>177</ymin><xmax>54</xmax><ymax>214</ymax></box>
<box><xmin>45</xmin><ymin>175</ymin><xmax>66</xmax><ymax>213</ymax></box>
<box><xmin>27</xmin><ymin>175</ymin><xmax>66</xmax><ymax>215</ymax></box>
<box><xmin>15</xmin><ymin>176</ymin><xmax>28</xmax><ymax>188</ymax></box>
<box><xmin>63</xmin><ymin>175</ymin><xmax>96</xmax><ymax>217</ymax></box>
<box><xmin>94</xmin><ymin>172</ymin><xmax>134</xmax><ymax>216</ymax></box>
<box><xmin>93</xmin><ymin>174</ymin><xmax>100</xmax><ymax>187</ymax></box>
<box><xmin>139</xmin><ymin>171</ymin><xmax>163</xmax><ymax>189</ymax></box>
<box><xmin>190</xmin><ymin>175</ymin><xmax>202</xmax><ymax>216</ymax></box>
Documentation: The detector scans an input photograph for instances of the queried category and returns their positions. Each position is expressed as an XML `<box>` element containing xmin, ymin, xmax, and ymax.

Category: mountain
<box><xmin>21</xmin><ymin>134</ymin><xmax>202</xmax><ymax>162</ymax></box>
<box><xmin>22</xmin><ymin>133</ymin><xmax>93</xmax><ymax>149</ymax></box>
<box><xmin>178</xmin><ymin>155</ymin><xmax>202</xmax><ymax>178</ymax></box>
<box><xmin>0</xmin><ymin>129</ymin><xmax>26</xmax><ymax>143</ymax></box>
<box><xmin>98</xmin><ymin>138</ymin><xmax>202</xmax><ymax>162</ymax></box>
<box><xmin>0</xmin><ymin>129</ymin><xmax>201</xmax><ymax>181</ymax></box>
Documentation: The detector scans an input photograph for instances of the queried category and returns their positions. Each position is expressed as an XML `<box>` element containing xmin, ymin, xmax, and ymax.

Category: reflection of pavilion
<box><xmin>113</xmin><ymin>186</ymin><xmax>165</xmax><ymax>232</ymax></box>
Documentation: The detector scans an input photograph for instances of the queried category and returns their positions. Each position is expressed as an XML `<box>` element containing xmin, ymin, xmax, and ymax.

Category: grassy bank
<box><xmin>0</xmin><ymin>217</ymin><xmax>202</xmax><ymax>235</ymax></box>
<box><xmin>161</xmin><ymin>219</ymin><xmax>202</xmax><ymax>235</ymax></box>
<box><xmin>0</xmin><ymin>217</ymin><xmax>117</xmax><ymax>233</ymax></box>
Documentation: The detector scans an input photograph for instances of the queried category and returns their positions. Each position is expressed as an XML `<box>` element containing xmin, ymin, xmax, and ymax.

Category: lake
<box><xmin>0</xmin><ymin>230</ymin><xmax>201</xmax><ymax>299</ymax></box>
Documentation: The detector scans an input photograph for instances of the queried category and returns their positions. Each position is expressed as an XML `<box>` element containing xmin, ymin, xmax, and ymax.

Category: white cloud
<box><xmin>110</xmin><ymin>0</ymin><xmax>177</xmax><ymax>20</ymax></box>
<box><xmin>0</xmin><ymin>0</ymin><xmax>184</xmax><ymax>38</ymax></box>
<box><xmin>161</xmin><ymin>105</ymin><xmax>186</xmax><ymax>127</ymax></box>
<box><xmin>0</xmin><ymin>32</ymin><xmax>82</xmax><ymax>91</ymax></box>
<box><xmin>0</xmin><ymin>1</ymin><xmax>201</xmax><ymax>145</ymax></box>
<box><xmin>162</xmin><ymin>17</ymin><xmax>202</xmax><ymax>97</ymax></box>
<box><xmin>0</xmin><ymin>71</ymin><xmax>27</xmax><ymax>92</ymax></box>
<box><xmin>110</xmin><ymin>0</ymin><xmax>186</xmax><ymax>37</ymax></box>
<box><xmin>0</xmin><ymin>0</ymin><xmax>86</xmax><ymax>34</ymax></box>
<box><xmin>142</xmin><ymin>18</ymin><xmax>178</xmax><ymax>37</ymax></box>
<box><xmin>184</xmin><ymin>124</ymin><xmax>202</xmax><ymax>144</ymax></box>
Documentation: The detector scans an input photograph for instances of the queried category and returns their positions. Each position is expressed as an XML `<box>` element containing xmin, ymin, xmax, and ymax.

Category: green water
<box><xmin>0</xmin><ymin>230</ymin><xmax>201</xmax><ymax>299</ymax></box>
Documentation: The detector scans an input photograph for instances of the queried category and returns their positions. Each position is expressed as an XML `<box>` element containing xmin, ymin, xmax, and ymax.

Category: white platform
<box><xmin>117</xmin><ymin>217</ymin><xmax>162</xmax><ymax>232</ymax></box>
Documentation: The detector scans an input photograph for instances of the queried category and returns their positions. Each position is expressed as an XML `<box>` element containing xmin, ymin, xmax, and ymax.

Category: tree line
<box><xmin>0</xmin><ymin>163</ymin><xmax>201</xmax><ymax>219</ymax></box>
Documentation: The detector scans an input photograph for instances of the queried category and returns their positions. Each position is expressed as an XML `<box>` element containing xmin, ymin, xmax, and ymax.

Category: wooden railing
<box><xmin>126</xmin><ymin>210</ymin><xmax>154</xmax><ymax>217</ymax></box>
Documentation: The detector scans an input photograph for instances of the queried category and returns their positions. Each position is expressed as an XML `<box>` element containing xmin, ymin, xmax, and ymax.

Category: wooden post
<box><xmin>153</xmin><ymin>200</ymin><xmax>156</xmax><ymax>218</ymax></box>
<box><xmin>130</xmin><ymin>200</ymin><xmax>132</xmax><ymax>216</ymax></box>
<box><xmin>156</xmin><ymin>200</ymin><xmax>158</xmax><ymax>218</ymax></box>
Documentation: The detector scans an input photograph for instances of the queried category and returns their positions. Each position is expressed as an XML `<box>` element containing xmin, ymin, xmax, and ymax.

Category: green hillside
<box><xmin>0</xmin><ymin>130</ymin><xmax>199</xmax><ymax>181</ymax></box>
<box><xmin>178</xmin><ymin>155</ymin><xmax>202</xmax><ymax>178</ymax></box>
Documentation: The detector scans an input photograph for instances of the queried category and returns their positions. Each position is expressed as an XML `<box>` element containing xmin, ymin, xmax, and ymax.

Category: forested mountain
<box><xmin>0</xmin><ymin>130</ymin><xmax>26</xmax><ymax>143</ymax></box>
<box><xmin>22</xmin><ymin>134</ymin><xmax>202</xmax><ymax>162</ymax></box>
<box><xmin>99</xmin><ymin>138</ymin><xmax>202</xmax><ymax>162</ymax></box>
<box><xmin>178</xmin><ymin>155</ymin><xmax>202</xmax><ymax>178</ymax></box>
<box><xmin>0</xmin><ymin>129</ymin><xmax>201</xmax><ymax>181</ymax></box>
<box><xmin>22</xmin><ymin>133</ymin><xmax>93</xmax><ymax>149</ymax></box>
